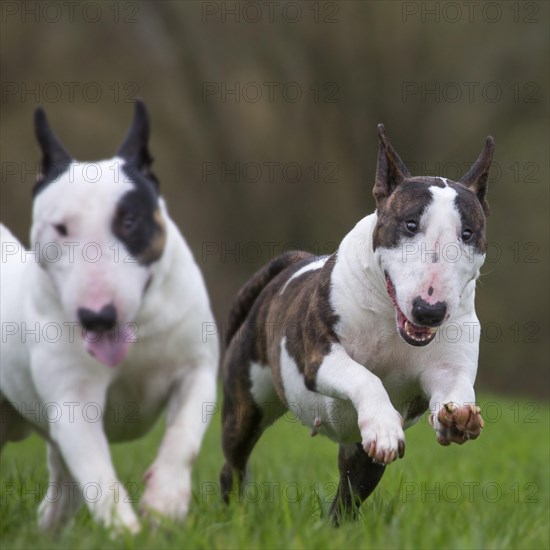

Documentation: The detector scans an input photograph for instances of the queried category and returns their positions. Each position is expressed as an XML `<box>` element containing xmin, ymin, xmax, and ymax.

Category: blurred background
<box><xmin>1</xmin><ymin>1</ymin><xmax>548</xmax><ymax>397</ymax></box>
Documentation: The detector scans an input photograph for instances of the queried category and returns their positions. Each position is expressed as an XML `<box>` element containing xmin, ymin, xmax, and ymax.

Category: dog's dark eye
<box><xmin>462</xmin><ymin>228</ymin><xmax>473</xmax><ymax>242</ymax></box>
<box><xmin>122</xmin><ymin>213</ymin><xmax>138</xmax><ymax>232</ymax></box>
<box><xmin>404</xmin><ymin>220</ymin><xmax>418</xmax><ymax>234</ymax></box>
<box><xmin>53</xmin><ymin>223</ymin><xmax>68</xmax><ymax>237</ymax></box>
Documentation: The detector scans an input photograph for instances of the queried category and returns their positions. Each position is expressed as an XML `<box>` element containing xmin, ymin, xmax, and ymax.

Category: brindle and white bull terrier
<box><xmin>220</xmin><ymin>125</ymin><xmax>493</xmax><ymax>521</ymax></box>
<box><xmin>0</xmin><ymin>101</ymin><xmax>219</xmax><ymax>532</ymax></box>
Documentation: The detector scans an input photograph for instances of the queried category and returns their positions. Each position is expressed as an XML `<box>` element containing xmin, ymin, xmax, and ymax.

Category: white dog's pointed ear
<box><xmin>459</xmin><ymin>136</ymin><xmax>494</xmax><ymax>215</ymax></box>
<box><xmin>373</xmin><ymin>124</ymin><xmax>411</xmax><ymax>208</ymax></box>
<box><xmin>34</xmin><ymin>107</ymin><xmax>72</xmax><ymax>194</ymax></box>
<box><xmin>117</xmin><ymin>99</ymin><xmax>157</xmax><ymax>186</ymax></box>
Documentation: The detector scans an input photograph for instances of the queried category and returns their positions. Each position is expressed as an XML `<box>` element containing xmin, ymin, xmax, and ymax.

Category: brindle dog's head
<box><xmin>372</xmin><ymin>125</ymin><xmax>494</xmax><ymax>346</ymax></box>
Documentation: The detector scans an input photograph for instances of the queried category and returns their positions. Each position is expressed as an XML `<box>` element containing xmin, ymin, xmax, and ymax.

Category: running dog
<box><xmin>0</xmin><ymin>101</ymin><xmax>219</xmax><ymax>532</ymax></box>
<box><xmin>220</xmin><ymin>125</ymin><xmax>493</xmax><ymax>521</ymax></box>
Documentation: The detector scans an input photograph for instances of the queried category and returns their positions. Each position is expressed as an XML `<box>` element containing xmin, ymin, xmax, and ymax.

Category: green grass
<box><xmin>1</xmin><ymin>394</ymin><xmax>549</xmax><ymax>549</ymax></box>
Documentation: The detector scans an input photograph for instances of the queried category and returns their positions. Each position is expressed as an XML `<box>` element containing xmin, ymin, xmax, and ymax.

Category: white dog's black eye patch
<box><xmin>112</xmin><ymin>164</ymin><xmax>166</xmax><ymax>265</ymax></box>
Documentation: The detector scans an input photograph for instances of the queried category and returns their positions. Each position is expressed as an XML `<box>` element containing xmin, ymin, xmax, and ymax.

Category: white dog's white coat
<box><xmin>1</xmin><ymin>137</ymin><xmax>218</xmax><ymax>532</ymax></box>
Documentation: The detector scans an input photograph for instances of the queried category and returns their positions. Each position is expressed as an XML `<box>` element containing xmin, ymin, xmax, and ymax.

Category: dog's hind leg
<box><xmin>38</xmin><ymin>443</ymin><xmax>82</xmax><ymax>531</ymax></box>
<box><xmin>329</xmin><ymin>443</ymin><xmax>386</xmax><ymax>525</ymax></box>
<box><xmin>220</xmin><ymin>362</ymin><xmax>284</xmax><ymax>503</ymax></box>
<box><xmin>220</xmin><ymin>390</ymin><xmax>263</xmax><ymax>503</ymax></box>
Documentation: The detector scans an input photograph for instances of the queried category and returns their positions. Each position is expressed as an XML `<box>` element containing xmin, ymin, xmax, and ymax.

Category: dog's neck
<box><xmin>134</xmin><ymin>203</ymin><xmax>207</xmax><ymax>336</ymax></box>
<box><xmin>331</xmin><ymin>213</ymin><xmax>395</xmax><ymax>323</ymax></box>
<box><xmin>331</xmin><ymin>212</ymin><xmax>390</xmax><ymax>309</ymax></box>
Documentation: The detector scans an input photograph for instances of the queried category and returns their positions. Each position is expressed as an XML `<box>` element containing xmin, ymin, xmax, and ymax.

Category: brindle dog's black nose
<box><xmin>78</xmin><ymin>304</ymin><xmax>117</xmax><ymax>332</ymax></box>
<box><xmin>412</xmin><ymin>297</ymin><xmax>446</xmax><ymax>327</ymax></box>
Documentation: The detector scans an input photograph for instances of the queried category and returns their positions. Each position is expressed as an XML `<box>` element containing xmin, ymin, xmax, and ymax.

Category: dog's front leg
<box><xmin>315</xmin><ymin>344</ymin><xmax>405</xmax><ymax>464</ymax></box>
<box><xmin>421</xmin><ymin>367</ymin><xmax>484</xmax><ymax>445</ymax></box>
<box><xmin>47</xmin><ymin>409</ymin><xmax>140</xmax><ymax>533</ymax></box>
<box><xmin>140</xmin><ymin>362</ymin><xmax>216</xmax><ymax>522</ymax></box>
<box><xmin>32</xmin><ymin>367</ymin><xmax>140</xmax><ymax>533</ymax></box>
<box><xmin>38</xmin><ymin>442</ymin><xmax>82</xmax><ymax>531</ymax></box>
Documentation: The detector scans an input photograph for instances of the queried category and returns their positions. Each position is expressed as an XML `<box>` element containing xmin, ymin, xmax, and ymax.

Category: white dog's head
<box><xmin>372</xmin><ymin>125</ymin><xmax>494</xmax><ymax>347</ymax></box>
<box><xmin>31</xmin><ymin>101</ymin><xmax>166</xmax><ymax>366</ymax></box>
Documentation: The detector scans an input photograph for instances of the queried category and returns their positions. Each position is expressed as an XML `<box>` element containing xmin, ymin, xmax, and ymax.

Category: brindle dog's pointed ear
<box><xmin>459</xmin><ymin>136</ymin><xmax>494</xmax><ymax>215</ymax></box>
<box><xmin>117</xmin><ymin>99</ymin><xmax>158</xmax><ymax>188</ymax></box>
<box><xmin>33</xmin><ymin>107</ymin><xmax>72</xmax><ymax>195</ymax></box>
<box><xmin>373</xmin><ymin>124</ymin><xmax>411</xmax><ymax>208</ymax></box>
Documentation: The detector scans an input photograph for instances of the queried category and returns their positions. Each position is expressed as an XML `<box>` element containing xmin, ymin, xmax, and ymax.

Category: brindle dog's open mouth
<box><xmin>385</xmin><ymin>273</ymin><xmax>437</xmax><ymax>347</ymax></box>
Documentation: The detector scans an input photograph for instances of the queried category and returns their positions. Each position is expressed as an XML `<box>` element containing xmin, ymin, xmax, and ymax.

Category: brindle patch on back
<box><xmin>235</xmin><ymin>254</ymin><xmax>339</xmax><ymax>398</ymax></box>
<box><xmin>277</xmin><ymin>254</ymin><xmax>339</xmax><ymax>391</ymax></box>
<box><xmin>222</xmin><ymin>251</ymin><xmax>315</xmax><ymax>411</ymax></box>
<box><xmin>223</xmin><ymin>252</ymin><xmax>340</xmax><ymax>406</ymax></box>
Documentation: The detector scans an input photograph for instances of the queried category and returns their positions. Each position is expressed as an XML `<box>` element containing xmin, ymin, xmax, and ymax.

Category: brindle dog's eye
<box><xmin>462</xmin><ymin>228</ymin><xmax>473</xmax><ymax>242</ymax></box>
<box><xmin>404</xmin><ymin>220</ymin><xmax>418</xmax><ymax>234</ymax></box>
<box><xmin>53</xmin><ymin>223</ymin><xmax>68</xmax><ymax>237</ymax></box>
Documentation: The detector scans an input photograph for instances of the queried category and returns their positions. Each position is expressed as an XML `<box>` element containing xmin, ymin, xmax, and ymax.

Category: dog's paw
<box><xmin>99</xmin><ymin>500</ymin><xmax>141</xmax><ymax>536</ymax></box>
<box><xmin>107</xmin><ymin>512</ymin><xmax>141</xmax><ymax>537</ymax></box>
<box><xmin>139</xmin><ymin>466</ymin><xmax>191</xmax><ymax>523</ymax></box>
<box><xmin>430</xmin><ymin>402</ymin><xmax>484</xmax><ymax>446</ymax></box>
<box><xmin>358</xmin><ymin>407</ymin><xmax>405</xmax><ymax>465</ymax></box>
<box><xmin>38</xmin><ymin>499</ymin><xmax>65</xmax><ymax>531</ymax></box>
<box><xmin>38</xmin><ymin>485</ymin><xmax>140</xmax><ymax>535</ymax></box>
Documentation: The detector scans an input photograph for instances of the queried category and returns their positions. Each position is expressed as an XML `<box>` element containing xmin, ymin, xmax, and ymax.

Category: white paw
<box><xmin>107</xmin><ymin>510</ymin><xmax>141</xmax><ymax>536</ymax></box>
<box><xmin>38</xmin><ymin>499</ymin><xmax>65</xmax><ymax>531</ymax></box>
<box><xmin>37</xmin><ymin>486</ymin><xmax>80</xmax><ymax>531</ymax></box>
<box><xmin>358</xmin><ymin>405</ymin><xmax>405</xmax><ymax>465</ymax></box>
<box><xmin>139</xmin><ymin>466</ymin><xmax>191</xmax><ymax>522</ymax></box>
<box><xmin>93</xmin><ymin>493</ymin><xmax>141</xmax><ymax>535</ymax></box>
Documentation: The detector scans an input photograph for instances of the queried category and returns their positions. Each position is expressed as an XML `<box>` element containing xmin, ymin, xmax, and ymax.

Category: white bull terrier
<box><xmin>0</xmin><ymin>101</ymin><xmax>219</xmax><ymax>532</ymax></box>
<box><xmin>220</xmin><ymin>125</ymin><xmax>493</xmax><ymax>522</ymax></box>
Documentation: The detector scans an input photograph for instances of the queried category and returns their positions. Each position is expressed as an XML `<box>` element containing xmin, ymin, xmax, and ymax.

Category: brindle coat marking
<box><xmin>221</xmin><ymin>125</ymin><xmax>493</xmax><ymax>522</ymax></box>
<box><xmin>220</xmin><ymin>252</ymin><xmax>339</xmax><ymax>497</ymax></box>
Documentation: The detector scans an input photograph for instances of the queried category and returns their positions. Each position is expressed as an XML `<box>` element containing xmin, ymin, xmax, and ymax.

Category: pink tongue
<box><xmin>83</xmin><ymin>326</ymin><xmax>132</xmax><ymax>367</ymax></box>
